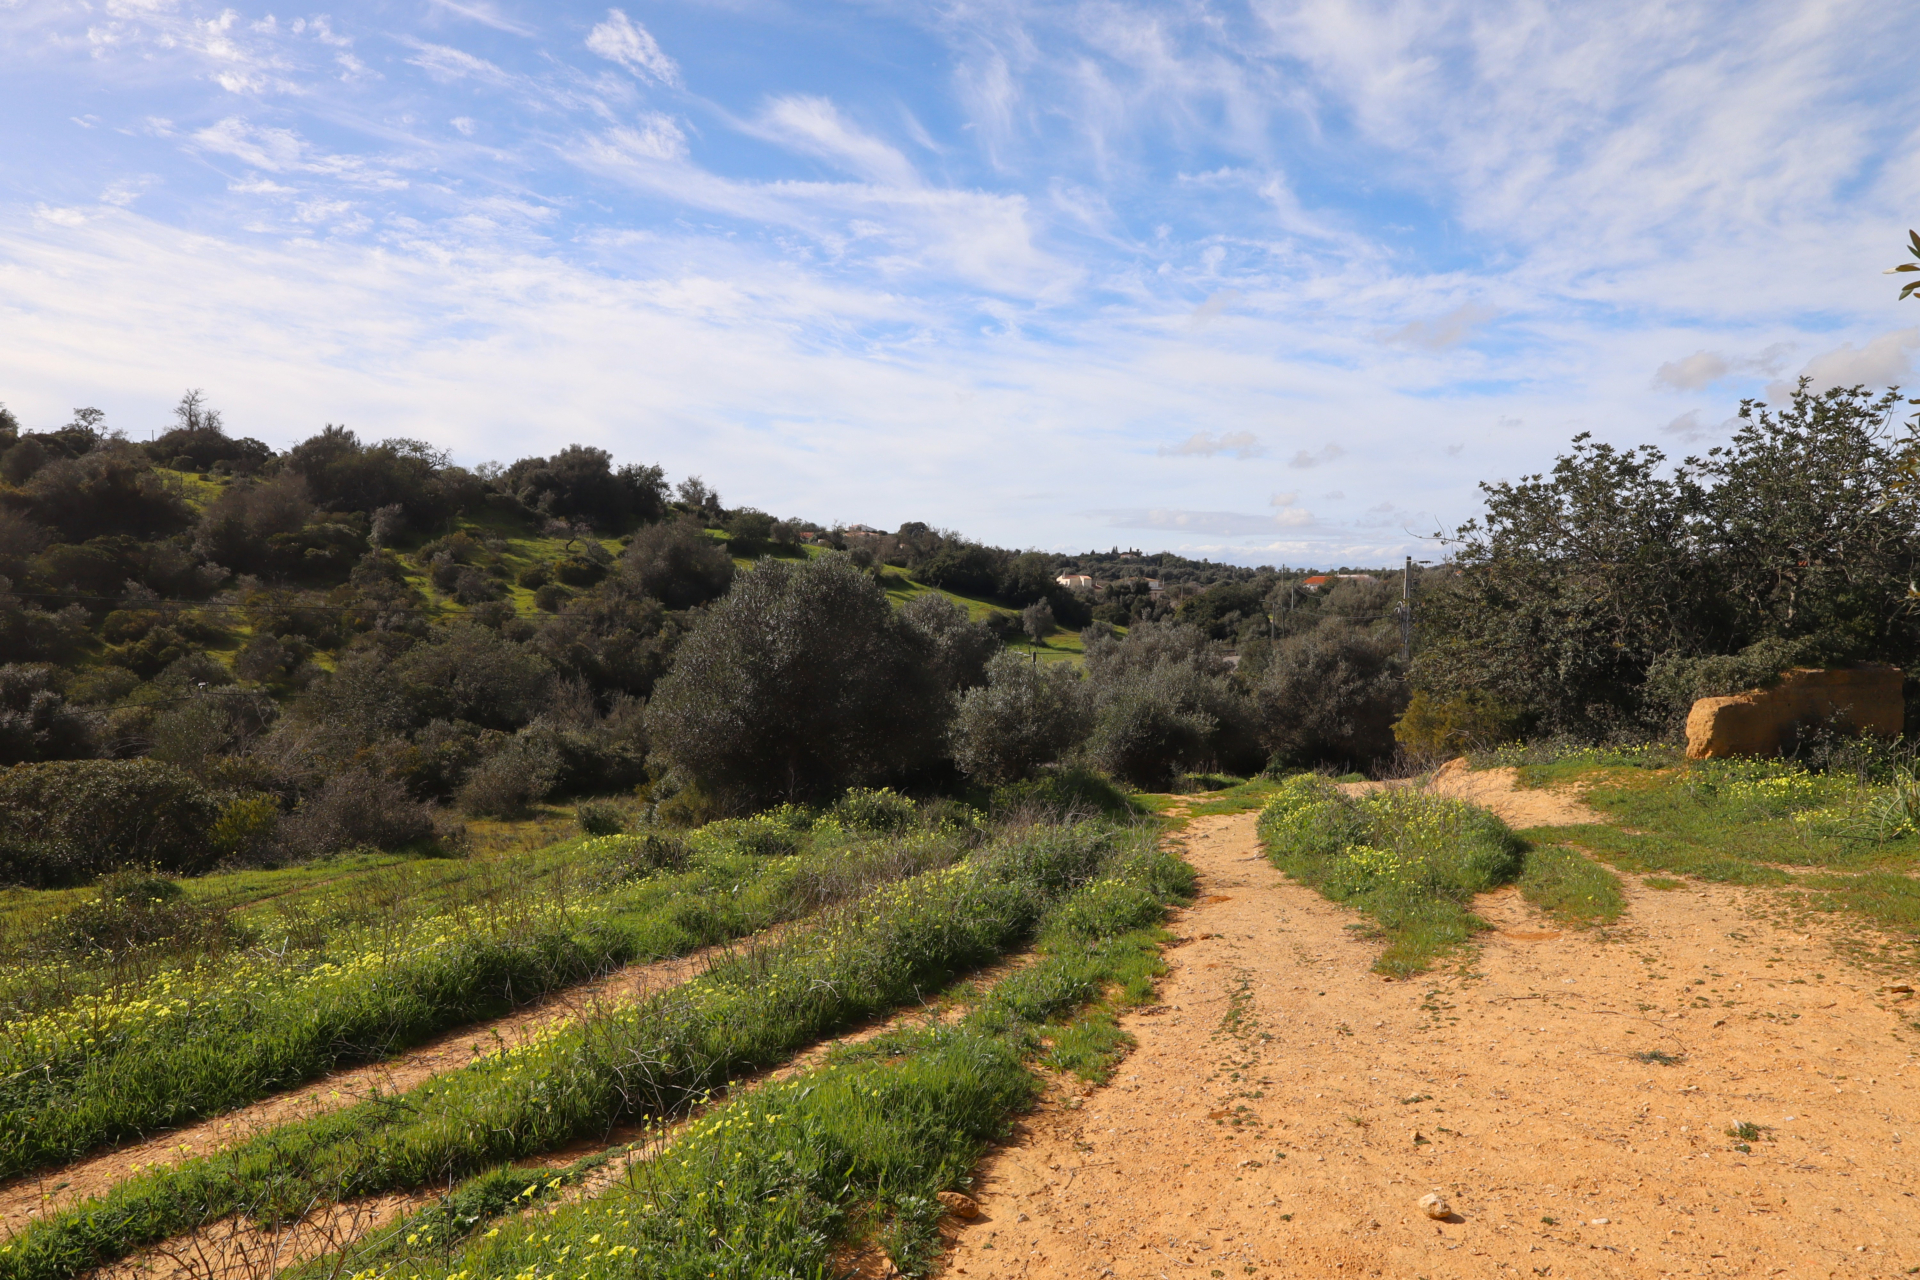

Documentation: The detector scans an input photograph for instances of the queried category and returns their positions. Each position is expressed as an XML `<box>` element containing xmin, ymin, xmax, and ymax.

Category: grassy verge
<box><xmin>1515</xmin><ymin>842</ymin><xmax>1626</xmax><ymax>926</ymax></box>
<box><xmin>1543</xmin><ymin>823</ymin><xmax>1793</xmax><ymax>886</ymax></box>
<box><xmin>0</xmin><ymin>820</ymin><xmax>1149</xmax><ymax>1280</ymax></box>
<box><xmin>291</xmin><ymin>839</ymin><xmax>1191</xmax><ymax>1280</ymax></box>
<box><xmin>0</xmin><ymin>807</ymin><xmax>973</xmax><ymax>1179</ymax></box>
<box><xmin>1256</xmin><ymin>776</ymin><xmax>1527</xmax><ymax>976</ymax></box>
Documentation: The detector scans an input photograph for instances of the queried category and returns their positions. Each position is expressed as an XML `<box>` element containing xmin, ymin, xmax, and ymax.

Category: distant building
<box><xmin>1056</xmin><ymin>574</ymin><xmax>1095</xmax><ymax>590</ymax></box>
<box><xmin>1299</xmin><ymin>573</ymin><xmax>1376</xmax><ymax>592</ymax></box>
<box><xmin>1144</xmin><ymin>579</ymin><xmax>1163</xmax><ymax>594</ymax></box>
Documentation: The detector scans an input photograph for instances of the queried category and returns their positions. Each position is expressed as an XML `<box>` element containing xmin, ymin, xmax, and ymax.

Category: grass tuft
<box><xmin>1256</xmin><ymin>776</ymin><xmax>1525</xmax><ymax>975</ymax></box>
<box><xmin>1517</xmin><ymin>844</ymin><xmax>1626</xmax><ymax>926</ymax></box>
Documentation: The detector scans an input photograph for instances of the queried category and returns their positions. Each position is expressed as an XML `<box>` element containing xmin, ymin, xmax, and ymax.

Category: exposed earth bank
<box><xmin>940</xmin><ymin>784</ymin><xmax>1920</xmax><ymax>1279</ymax></box>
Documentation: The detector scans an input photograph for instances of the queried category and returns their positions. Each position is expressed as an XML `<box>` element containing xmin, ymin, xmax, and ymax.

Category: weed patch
<box><xmin>1256</xmin><ymin>776</ymin><xmax>1525</xmax><ymax>975</ymax></box>
<box><xmin>1517</xmin><ymin>844</ymin><xmax>1625</xmax><ymax>926</ymax></box>
<box><xmin>0</xmin><ymin>821</ymin><xmax>1162</xmax><ymax>1280</ymax></box>
<box><xmin>282</xmin><ymin>838</ymin><xmax>1190</xmax><ymax>1280</ymax></box>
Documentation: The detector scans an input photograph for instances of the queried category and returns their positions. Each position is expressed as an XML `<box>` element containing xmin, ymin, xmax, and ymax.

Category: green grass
<box><xmin>0</xmin><ymin>819</ymin><xmax>1166</xmax><ymax>1280</ymax></box>
<box><xmin>286</xmin><ymin>842</ymin><xmax>1190</xmax><ymax>1280</ymax></box>
<box><xmin>1514</xmin><ymin>842</ymin><xmax>1626</xmax><ymax>926</ymax></box>
<box><xmin>1543</xmin><ymin>824</ymin><xmax>1794</xmax><ymax>886</ymax></box>
<box><xmin>0</xmin><ymin>806</ymin><xmax>977</xmax><ymax>1179</ymax></box>
<box><xmin>1183</xmin><ymin>776</ymin><xmax>1283</xmax><ymax>818</ymax></box>
<box><xmin>1490</xmin><ymin>750</ymin><xmax>1920</xmax><ymax>944</ymax></box>
<box><xmin>1256</xmin><ymin>776</ymin><xmax>1526</xmax><ymax>976</ymax></box>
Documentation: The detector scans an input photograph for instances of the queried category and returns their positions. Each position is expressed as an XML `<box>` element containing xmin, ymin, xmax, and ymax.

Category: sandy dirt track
<box><xmin>941</xmin><ymin>799</ymin><xmax>1920</xmax><ymax>1278</ymax></box>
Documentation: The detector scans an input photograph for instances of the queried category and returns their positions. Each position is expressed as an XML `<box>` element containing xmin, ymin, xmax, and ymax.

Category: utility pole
<box><xmin>1399</xmin><ymin>555</ymin><xmax>1413</xmax><ymax>667</ymax></box>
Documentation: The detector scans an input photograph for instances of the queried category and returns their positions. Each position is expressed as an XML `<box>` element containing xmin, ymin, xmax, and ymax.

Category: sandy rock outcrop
<box><xmin>1685</xmin><ymin>665</ymin><xmax>1903</xmax><ymax>759</ymax></box>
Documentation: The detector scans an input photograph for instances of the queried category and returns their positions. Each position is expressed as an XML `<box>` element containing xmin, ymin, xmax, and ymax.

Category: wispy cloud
<box><xmin>748</xmin><ymin>96</ymin><xmax>920</xmax><ymax>187</ymax></box>
<box><xmin>429</xmin><ymin>0</ymin><xmax>538</xmax><ymax>38</ymax></box>
<box><xmin>585</xmin><ymin>9</ymin><xmax>679</xmax><ymax>87</ymax></box>
<box><xmin>1159</xmin><ymin>430</ymin><xmax>1263</xmax><ymax>459</ymax></box>
<box><xmin>1287</xmin><ymin>444</ymin><xmax>1345</xmax><ymax>469</ymax></box>
<box><xmin>5</xmin><ymin>0</ymin><xmax>1920</xmax><ymax>568</ymax></box>
<box><xmin>1377</xmin><ymin>303</ymin><xmax>1498</xmax><ymax>351</ymax></box>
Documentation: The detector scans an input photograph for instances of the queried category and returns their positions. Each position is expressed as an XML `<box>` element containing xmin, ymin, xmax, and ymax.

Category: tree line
<box><xmin>0</xmin><ymin>392</ymin><xmax>1409</xmax><ymax>885</ymax></box>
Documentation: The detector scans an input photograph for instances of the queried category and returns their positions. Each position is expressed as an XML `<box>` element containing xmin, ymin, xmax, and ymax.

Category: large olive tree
<box><xmin>647</xmin><ymin>554</ymin><xmax>949</xmax><ymax>811</ymax></box>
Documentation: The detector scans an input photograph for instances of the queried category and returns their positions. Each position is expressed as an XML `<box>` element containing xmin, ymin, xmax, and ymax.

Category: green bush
<box><xmin>58</xmin><ymin>873</ymin><xmax>252</xmax><ymax>957</ymax></box>
<box><xmin>1393</xmin><ymin>688</ymin><xmax>1527</xmax><ymax>754</ymax></box>
<box><xmin>0</xmin><ymin>759</ymin><xmax>217</xmax><ymax>886</ymax></box>
<box><xmin>990</xmin><ymin>765</ymin><xmax>1138</xmax><ymax>821</ymax></box>
<box><xmin>574</xmin><ymin>800</ymin><xmax>624</xmax><ymax>836</ymax></box>
<box><xmin>831</xmin><ymin>786</ymin><xmax>917</xmax><ymax>832</ymax></box>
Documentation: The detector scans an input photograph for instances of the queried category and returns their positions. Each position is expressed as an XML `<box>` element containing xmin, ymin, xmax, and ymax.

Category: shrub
<box><xmin>621</xmin><ymin>517</ymin><xmax>735</xmax><ymax>608</ymax></box>
<box><xmin>1254</xmin><ymin>620</ymin><xmax>1406</xmax><ymax>769</ymax></box>
<box><xmin>0</xmin><ymin>759</ymin><xmax>217</xmax><ymax>886</ymax></box>
<box><xmin>648</xmin><ymin>554</ymin><xmax>950</xmax><ymax>811</ymax></box>
<box><xmin>0</xmin><ymin>664</ymin><xmax>98</xmax><ymax>764</ymax></box>
<box><xmin>1021</xmin><ymin>598</ymin><xmax>1056</xmax><ymax>644</ymax></box>
<box><xmin>831</xmin><ymin>787</ymin><xmax>917</xmax><ymax>833</ymax></box>
<box><xmin>898</xmin><ymin>593</ymin><xmax>998</xmax><ymax>690</ymax></box>
<box><xmin>584</xmin><ymin>831</ymin><xmax>691</xmax><ymax>880</ymax></box>
<box><xmin>279</xmin><ymin>770</ymin><xmax>438</xmax><ymax>857</ymax></box>
<box><xmin>990</xmin><ymin>766</ymin><xmax>1138</xmax><ymax>822</ymax></box>
<box><xmin>1084</xmin><ymin>684</ymin><xmax>1211</xmax><ymax>789</ymax></box>
<box><xmin>458</xmin><ymin>735</ymin><xmax>560</xmax><ymax>817</ymax></box>
<box><xmin>1258</xmin><ymin>781</ymin><xmax>1526</xmax><ymax>974</ymax></box>
<box><xmin>952</xmin><ymin>650</ymin><xmax>1091</xmax><ymax>784</ymax></box>
<box><xmin>1393</xmin><ymin>688</ymin><xmax>1526</xmax><ymax>755</ymax></box>
<box><xmin>208</xmin><ymin>793</ymin><xmax>282</xmax><ymax>860</ymax></box>
<box><xmin>575</xmin><ymin>800</ymin><xmax>625</xmax><ymax>836</ymax></box>
<box><xmin>58</xmin><ymin>873</ymin><xmax>252</xmax><ymax>957</ymax></box>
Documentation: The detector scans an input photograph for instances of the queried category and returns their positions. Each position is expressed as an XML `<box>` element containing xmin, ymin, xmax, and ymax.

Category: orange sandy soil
<box><xmin>940</xmin><ymin>779</ymin><xmax>1920</xmax><ymax>1280</ymax></box>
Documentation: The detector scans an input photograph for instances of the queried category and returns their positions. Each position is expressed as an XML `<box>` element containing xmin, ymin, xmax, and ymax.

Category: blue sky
<box><xmin>3</xmin><ymin>0</ymin><xmax>1918</xmax><ymax>566</ymax></box>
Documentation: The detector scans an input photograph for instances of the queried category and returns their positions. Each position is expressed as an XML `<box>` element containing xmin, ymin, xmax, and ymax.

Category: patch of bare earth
<box><xmin>1341</xmin><ymin>758</ymin><xmax>1606</xmax><ymax>828</ymax></box>
<box><xmin>940</xmin><ymin>799</ymin><xmax>1920</xmax><ymax>1278</ymax></box>
<box><xmin>0</xmin><ymin>942</ymin><xmax>744</xmax><ymax>1235</ymax></box>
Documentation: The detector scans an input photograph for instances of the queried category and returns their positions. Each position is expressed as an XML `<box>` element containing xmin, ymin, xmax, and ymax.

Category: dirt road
<box><xmin>942</xmin><ymin>799</ymin><xmax>1920</xmax><ymax>1278</ymax></box>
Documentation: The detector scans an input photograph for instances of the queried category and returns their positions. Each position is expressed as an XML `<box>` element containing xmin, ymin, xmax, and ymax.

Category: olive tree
<box><xmin>647</xmin><ymin>554</ymin><xmax>949</xmax><ymax>810</ymax></box>
<box><xmin>951</xmin><ymin>650</ymin><xmax>1091</xmax><ymax>784</ymax></box>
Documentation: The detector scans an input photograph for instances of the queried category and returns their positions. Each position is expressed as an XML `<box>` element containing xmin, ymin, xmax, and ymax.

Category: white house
<box><xmin>1056</xmin><ymin>574</ymin><xmax>1095</xmax><ymax>590</ymax></box>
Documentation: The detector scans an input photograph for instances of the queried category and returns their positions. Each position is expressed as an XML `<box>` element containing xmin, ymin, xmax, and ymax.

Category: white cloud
<box><xmin>1288</xmin><ymin>443</ymin><xmax>1345</xmax><ymax>469</ymax></box>
<box><xmin>1377</xmin><ymin>302</ymin><xmax>1499</xmax><ymax>351</ymax></box>
<box><xmin>1160</xmin><ymin>429</ymin><xmax>1263</xmax><ymax>459</ymax></box>
<box><xmin>1190</xmin><ymin>289</ymin><xmax>1242</xmax><ymax>327</ymax></box>
<box><xmin>599</xmin><ymin>116</ymin><xmax>687</xmax><ymax>163</ymax></box>
<box><xmin>31</xmin><ymin>205</ymin><xmax>89</xmax><ymax>227</ymax></box>
<box><xmin>586</xmin><ymin>9</ymin><xmax>679</xmax><ymax>87</ymax></box>
<box><xmin>1270</xmin><ymin>491</ymin><xmax>1298</xmax><ymax>506</ymax></box>
<box><xmin>404</xmin><ymin>41</ymin><xmax>515</xmax><ymax>86</ymax></box>
<box><xmin>750</xmin><ymin>96</ymin><xmax>919</xmax><ymax>187</ymax></box>
<box><xmin>428</xmin><ymin>0</ymin><xmax>537</xmax><ymax>38</ymax></box>
<box><xmin>99</xmin><ymin>178</ymin><xmax>156</xmax><ymax>207</ymax></box>
<box><xmin>451</xmin><ymin>117</ymin><xmax>476</xmax><ymax>137</ymax></box>
<box><xmin>193</xmin><ymin>116</ymin><xmax>305</xmax><ymax>170</ymax></box>
<box><xmin>1654</xmin><ymin>343</ymin><xmax>1792</xmax><ymax>390</ymax></box>
<box><xmin>1654</xmin><ymin>350</ymin><xmax>1730</xmax><ymax>391</ymax></box>
<box><xmin>1778</xmin><ymin>329</ymin><xmax>1920</xmax><ymax>395</ymax></box>
<box><xmin>1090</xmin><ymin>508</ymin><xmax>1304</xmax><ymax>536</ymax></box>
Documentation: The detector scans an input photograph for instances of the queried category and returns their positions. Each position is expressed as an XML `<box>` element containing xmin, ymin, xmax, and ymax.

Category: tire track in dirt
<box><xmin>940</xmin><ymin>800</ymin><xmax>1920</xmax><ymax>1278</ymax></box>
<box><xmin>93</xmin><ymin>951</ymin><xmax>1044</xmax><ymax>1280</ymax></box>
<box><xmin>0</xmin><ymin>940</ymin><xmax>747</xmax><ymax>1234</ymax></box>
